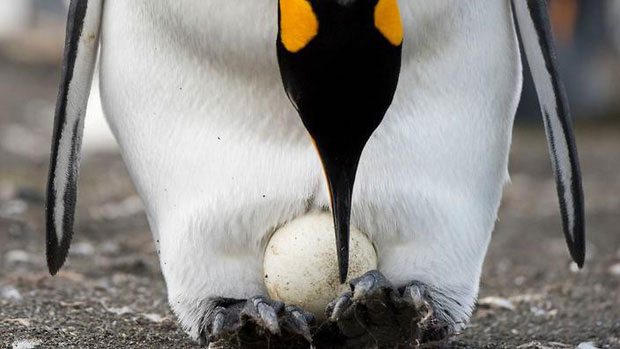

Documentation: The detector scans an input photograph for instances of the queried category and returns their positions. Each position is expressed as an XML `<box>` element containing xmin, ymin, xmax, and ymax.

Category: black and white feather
<box><xmin>46</xmin><ymin>0</ymin><xmax>103</xmax><ymax>275</ymax></box>
<box><xmin>512</xmin><ymin>0</ymin><xmax>585</xmax><ymax>266</ymax></box>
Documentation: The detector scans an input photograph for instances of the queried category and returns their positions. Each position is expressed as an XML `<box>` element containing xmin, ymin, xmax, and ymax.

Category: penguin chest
<box><xmin>98</xmin><ymin>0</ymin><xmax>323</xmax><ymax>231</ymax></box>
<box><xmin>100</xmin><ymin>0</ymin><xmax>306</xmax><ymax>142</ymax></box>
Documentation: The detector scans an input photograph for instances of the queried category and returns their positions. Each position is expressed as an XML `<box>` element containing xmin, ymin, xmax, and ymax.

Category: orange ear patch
<box><xmin>374</xmin><ymin>0</ymin><xmax>403</xmax><ymax>46</ymax></box>
<box><xmin>280</xmin><ymin>0</ymin><xmax>319</xmax><ymax>53</ymax></box>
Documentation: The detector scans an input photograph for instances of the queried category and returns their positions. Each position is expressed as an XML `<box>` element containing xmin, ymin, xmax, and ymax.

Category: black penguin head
<box><xmin>277</xmin><ymin>0</ymin><xmax>403</xmax><ymax>282</ymax></box>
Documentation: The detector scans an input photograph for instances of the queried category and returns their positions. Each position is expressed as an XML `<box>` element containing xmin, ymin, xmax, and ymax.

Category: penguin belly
<box><xmin>97</xmin><ymin>0</ymin><xmax>522</xmax><ymax>339</ymax></box>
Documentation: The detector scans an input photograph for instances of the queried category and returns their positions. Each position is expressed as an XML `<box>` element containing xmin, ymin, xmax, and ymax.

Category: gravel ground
<box><xmin>1</xmin><ymin>57</ymin><xmax>619</xmax><ymax>348</ymax></box>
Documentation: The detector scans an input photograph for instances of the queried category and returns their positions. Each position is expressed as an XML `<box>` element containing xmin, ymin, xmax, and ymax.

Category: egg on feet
<box><xmin>263</xmin><ymin>212</ymin><xmax>377</xmax><ymax>321</ymax></box>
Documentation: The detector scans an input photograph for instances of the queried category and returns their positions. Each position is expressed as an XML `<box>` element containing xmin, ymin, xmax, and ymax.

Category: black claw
<box><xmin>350</xmin><ymin>269</ymin><xmax>393</xmax><ymax>299</ymax></box>
<box><xmin>241</xmin><ymin>296</ymin><xmax>283</xmax><ymax>335</ymax></box>
<box><xmin>211</xmin><ymin>307</ymin><xmax>227</xmax><ymax>337</ymax></box>
<box><xmin>326</xmin><ymin>291</ymin><xmax>352</xmax><ymax>321</ymax></box>
<box><xmin>282</xmin><ymin>305</ymin><xmax>314</xmax><ymax>342</ymax></box>
<box><xmin>402</xmin><ymin>283</ymin><xmax>432</xmax><ymax>315</ymax></box>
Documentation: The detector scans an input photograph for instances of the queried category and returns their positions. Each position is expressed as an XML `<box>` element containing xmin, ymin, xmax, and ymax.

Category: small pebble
<box><xmin>105</xmin><ymin>306</ymin><xmax>133</xmax><ymax>316</ymax></box>
<box><xmin>530</xmin><ymin>306</ymin><xmax>546</xmax><ymax>317</ymax></box>
<box><xmin>5</xmin><ymin>250</ymin><xmax>30</xmax><ymax>263</ymax></box>
<box><xmin>478</xmin><ymin>296</ymin><xmax>515</xmax><ymax>311</ymax></box>
<box><xmin>11</xmin><ymin>339</ymin><xmax>41</xmax><ymax>349</ymax></box>
<box><xmin>142</xmin><ymin>313</ymin><xmax>165</xmax><ymax>323</ymax></box>
<box><xmin>577</xmin><ymin>342</ymin><xmax>600</xmax><ymax>349</ymax></box>
<box><xmin>6</xmin><ymin>318</ymin><xmax>31</xmax><ymax>327</ymax></box>
<box><xmin>1</xmin><ymin>286</ymin><xmax>22</xmax><ymax>300</ymax></box>
<box><xmin>608</xmin><ymin>263</ymin><xmax>620</xmax><ymax>276</ymax></box>
<box><xmin>71</xmin><ymin>242</ymin><xmax>96</xmax><ymax>256</ymax></box>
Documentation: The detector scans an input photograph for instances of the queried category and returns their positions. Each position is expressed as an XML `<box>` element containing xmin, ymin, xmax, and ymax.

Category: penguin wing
<box><xmin>512</xmin><ymin>0</ymin><xmax>585</xmax><ymax>267</ymax></box>
<box><xmin>46</xmin><ymin>0</ymin><xmax>103</xmax><ymax>275</ymax></box>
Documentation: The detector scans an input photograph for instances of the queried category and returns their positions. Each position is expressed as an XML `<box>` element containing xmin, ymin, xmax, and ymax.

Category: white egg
<box><xmin>263</xmin><ymin>212</ymin><xmax>378</xmax><ymax>321</ymax></box>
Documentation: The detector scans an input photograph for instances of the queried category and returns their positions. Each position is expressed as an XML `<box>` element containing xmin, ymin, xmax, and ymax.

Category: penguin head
<box><xmin>276</xmin><ymin>0</ymin><xmax>403</xmax><ymax>282</ymax></box>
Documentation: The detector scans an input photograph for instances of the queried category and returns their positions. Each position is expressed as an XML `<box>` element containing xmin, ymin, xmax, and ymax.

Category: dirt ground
<box><xmin>0</xmin><ymin>56</ymin><xmax>619</xmax><ymax>348</ymax></box>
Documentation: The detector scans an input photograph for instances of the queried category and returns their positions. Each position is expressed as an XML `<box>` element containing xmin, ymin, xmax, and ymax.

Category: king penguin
<box><xmin>46</xmin><ymin>0</ymin><xmax>584</xmax><ymax>347</ymax></box>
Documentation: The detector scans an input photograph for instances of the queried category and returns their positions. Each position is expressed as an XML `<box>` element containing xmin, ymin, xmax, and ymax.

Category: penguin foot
<box><xmin>319</xmin><ymin>270</ymin><xmax>454</xmax><ymax>348</ymax></box>
<box><xmin>199</xmin><ymin>296</ymin><xmax>315</xmax><ymax>348</ymax></box>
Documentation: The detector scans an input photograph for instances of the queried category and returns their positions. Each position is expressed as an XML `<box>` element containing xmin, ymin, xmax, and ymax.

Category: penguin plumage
<box><xmin>46</xmin><ymin>0</ymin><xmax>584</xmax><ymax>344</ymax></box>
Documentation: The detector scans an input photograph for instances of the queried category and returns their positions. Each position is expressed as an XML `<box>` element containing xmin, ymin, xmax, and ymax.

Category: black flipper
<box><xmin>46</xmin><ymin>0</ymin><xmax>103</xmax><ymax>275</ymax></box>
<box><xmin>512</xmin><ymin>0</ymin><xmax>585</xmax><ymax>267</ymax></box>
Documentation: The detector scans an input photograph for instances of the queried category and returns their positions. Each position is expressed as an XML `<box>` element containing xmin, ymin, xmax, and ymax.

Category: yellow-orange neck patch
<box><xmin>374</xmin><ymin>0</ymin><xmax>403</xmax><ymax>46</ymax></box>
<box><xmin>280</xmin><ymin>0</ymin><xmax>319</xmax><ymax>53</ymax></box>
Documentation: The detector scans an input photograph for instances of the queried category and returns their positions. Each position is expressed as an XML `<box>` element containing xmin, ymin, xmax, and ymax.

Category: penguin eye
<box><xmin>279</xmin><ymin>0</ymin><xmax>319</xmax><ymax>53</ymax></box>
<box><xmin>374</xmin><ymin>0</ymin><xmax>403</xmax><ymax>46</ymax></box>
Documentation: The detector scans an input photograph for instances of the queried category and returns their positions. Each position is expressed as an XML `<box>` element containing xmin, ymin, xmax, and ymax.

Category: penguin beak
<box><xmin>312</xmin><ymin>139</ymin><xmax>363</xmax><ymax>284</ymax></box>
